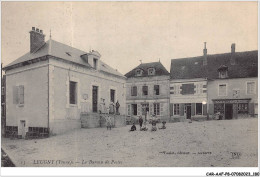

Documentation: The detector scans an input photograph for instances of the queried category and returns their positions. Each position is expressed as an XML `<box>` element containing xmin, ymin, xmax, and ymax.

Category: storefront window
<box><xmin>214</xmin><ymin>103</ymin><xmax>224</xmax><ymax>114</ymax></box>
<box><xmin>196</xmin><ymin>103</ymin><xmax>202</xmax><ymax>115</ymax></box>
<box><xmin>238</xmin><ymin>103</ymin><xmax>248</xmax><ymax>114</ymax></box>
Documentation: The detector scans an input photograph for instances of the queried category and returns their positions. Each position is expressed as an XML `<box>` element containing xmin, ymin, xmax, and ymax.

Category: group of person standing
<box><xmin>99</xmin><ymin>98</ymin><xmax>120</xmax><ymax>115</ymax></box>
<box><xmin>99</xmin><ymin>98</ymin><xmax>120</xmax><ymax>130</ymax></box>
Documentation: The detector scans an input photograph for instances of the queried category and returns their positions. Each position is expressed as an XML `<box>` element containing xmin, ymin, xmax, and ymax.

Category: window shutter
<box><xmin>170</xmin><ymin>103</ymin><xmax>173</xmax><ymax>116</ymax></box>
<box><xmin>19</xmin><ymin>85</ymin><xmax>24</xmax><ymax>104</ymax></box>
<box><xmin>180</xmin><ymin>103</ymin><xmax>184</xmax><ymax>116</ymax></box>
<box><xmin>13</xmin><ymin>86</ymin><xmax>18</xmax><ymax>104</ymax></box>
<box><xmin>150</xmin><ymin>103</ymin><xmax>153</xmax><ymax>115</ymax></box>
<box><xmin>160</xmin><ymin>103</ymin><xmax>163</xmax><ymax>116</ymax></box>
<box><xmin>194</xmin><ymin>84</ymin><xmax>197</xmax><ymax>94</ymax></box>
<box><xmin>127</xmin><ymin>104</ymin><xmax>131</xmax><ymax>116</ymax></box>
<box><xmin>233</xmin><ymin>104</ymin><xmax>238</xmax><ymax>119</ymax></box>
<box><xmin>208</xmin><ymin>104</ymin><xmax>214</xmax><ymax>115</ymax></box>
<box><xmin>249</xmin><ymin>103</ymin><xmax>255</xmax><ymax>116</ymax></box>
<box><xmin>191</xmin><ymin>103</ymin><xmax>195</xmax><ymax>116</ymax></box>
<box><xmin>203</xmin><ymin>104</ymin><xmax>207</xmax><ymax>115</ymax></box>
<box><xmin>137</xmin><ymin>104</ymin><xmax>141</xmax><ymax>116</ymax></box>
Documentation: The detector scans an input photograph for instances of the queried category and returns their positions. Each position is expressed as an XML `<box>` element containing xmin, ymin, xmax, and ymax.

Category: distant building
<box><xmin>170</xmin><ymin>43</ymin><xmax>258</xmax><ymax>121</ymax></box>
<box><xmin>125</xmin><ymin>62</ymin><xmax>170</xmax><ymax>122</ymax></box>
<box><xmin>3</xmin><ymin>27</ymin><xmax>126</xmax><ymax>138</ymax></box>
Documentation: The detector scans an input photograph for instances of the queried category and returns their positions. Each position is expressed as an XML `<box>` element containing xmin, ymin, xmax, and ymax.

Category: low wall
<box><xmin>81</xmin><ymin>113</ymin><xmax>126</xmax><ymax>128</ymax></box>
<box><xmin>49</xmin><ymin>119</ymin><xmax>81</xmax><ymax>135</ymax></box>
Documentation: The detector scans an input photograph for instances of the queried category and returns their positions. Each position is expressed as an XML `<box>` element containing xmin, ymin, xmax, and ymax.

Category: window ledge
<box><xmin>69</xmin><ymin>104</ymin><xmax>78</xmax><ymax>107</ymax></box>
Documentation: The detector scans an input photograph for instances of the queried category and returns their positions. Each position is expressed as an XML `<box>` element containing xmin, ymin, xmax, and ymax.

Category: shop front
<box><xmin>212</xmin><ymin>98</ymin><xmax>254</xmax><ymax>119</ymax></box>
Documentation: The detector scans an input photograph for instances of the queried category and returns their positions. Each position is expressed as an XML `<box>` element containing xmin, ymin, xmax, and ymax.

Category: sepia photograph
<box><xmin>1</xmin><ymin>1</ymin><xmax>259</xmax><ymax>176</ymax></box>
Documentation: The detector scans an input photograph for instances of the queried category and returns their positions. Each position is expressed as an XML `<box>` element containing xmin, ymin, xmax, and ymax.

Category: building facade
<box><xmin>3</xmin><ymin>27</ymin><xmax>126</xmax><ymax>137</ymax></box>
<box><xmin>125</xmin><ymin>62</ymin><xmax>170</xmax><ymax>122</ymax></box>
<box><xmin>170</xmin><ymin>43</ymin><xmax>258</xmax><ymax>121</ymax></box>
<box><xmin>1</xmin><ymin>74</ymin><xmax>6</xmax><ymax>136</ymax></box>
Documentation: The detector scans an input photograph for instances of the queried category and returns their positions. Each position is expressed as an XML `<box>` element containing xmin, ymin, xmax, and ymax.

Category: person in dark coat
<box><xmin>116</xmin><ymin>100</ymin><xmax>120</xmax><ymax>114</ymax></box>
<box><xmin>138</xmin><ymin>116</ymin><xmax>143</xmax><ymax>130</ymax></box>
<box><xmin>130</xmin><ymin>123</ymin><xmax>136</xmax><ymax>131</ymax></box>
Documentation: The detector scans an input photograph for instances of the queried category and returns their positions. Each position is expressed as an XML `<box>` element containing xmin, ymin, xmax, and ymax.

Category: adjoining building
<box><xmin>3</xmin><ymin>27</ymin><xmax>126</xmax><ymax>138</ymax></box>
<box><xmin>125</xmin><ymin>62</ymin><xmax>170</xmax><ymax>122</ymax></box>
<box><xmin>170</xmin><ymin>43</ymin><xmax>258</xmax><ymax>121</ymax></box>
<box><xmin>1</xmin><ymin>74</ymin><xmax>6</xmax><ymax>136</ymax></box>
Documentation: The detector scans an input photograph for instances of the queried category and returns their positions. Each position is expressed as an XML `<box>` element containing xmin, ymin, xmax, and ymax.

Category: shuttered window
<box><xmin>70</xmin><ymin>81</ymin><xmax>77</xmax><ymax>104</ymax></box>
<box><xmin>247</xmin><ymin>82</ymin><xmax>256</xmax><ymax>94</ymax></box>
<box><xmin>218</xmin><ymin>84</ymin><xmax>227</xmax><ymax>96</ymax></box>
<box><xmin>154</xmin><ymin>85</ymin><xmax>160</xmax><ymax>95</ymax></box>
<box><xmin>19</xmin><ymin>85</ymin><xmax>24</xmax><ymax>104</ymax></box>
<box><xmin>13</xmin><ymin>85</ymin><xmax>24</xmax><ymax>105</ymax></box>
<box><xmin>13</xmin><ymin>86</ymin><xmax>18</xmax><ymax>104</ymax></box>
<box><xmin>142</xmin><ymin>86</ymin><xmax>148</xmax><ymax>95</ymax></box>
<box><xmin>131</xmin><ymin>86</ymin><xmax>137</xmax><ymax>96</ymax></box>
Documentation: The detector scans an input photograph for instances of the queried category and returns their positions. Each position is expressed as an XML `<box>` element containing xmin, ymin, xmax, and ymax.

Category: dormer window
<box><xmin>135</xmin><ymin>69</ymin><xmax>143</xmax><ymax>76</ymax></box>
<box><xmin>217</xmin><ymin>65</ymin><xmax>228</xmax><ymax>79</ymax></box>
<box><xmin>148</xmin><ymin>68</ymin><xmax>155</xmax><ymax>75</ymax></box>
<box><xmin>93</xmin><ymin>58</ymin><xmax>98</xmax><ymax>70</ymax></box>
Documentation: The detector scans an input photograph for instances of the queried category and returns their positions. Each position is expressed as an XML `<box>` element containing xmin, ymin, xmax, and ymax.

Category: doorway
<box><xmin>141</xmin><ymin>104</ymin><xmax>149</xmax><ymax>115</ymax></box>
<box><xmin>225</xmin><ymin>104</ymin><xmax>233</xmax><ymax>119</ymax></box>
<box><xmin>186</xmin><ymin>105</ymin><xmax>191</xmax><ymax>119</ymax></box>
<box><xmin>92</xmin><ymin>86</ymin><xmax>98</xmax><ymax>112</ymax></box>
<box><xmin>19</xmin><ymin>120</ymin><xmax>26</xmax><ymax>138</ymax></box>
<box><xmin>110</xmin><ymin>89</ymin><xmax>115</xmax><ymax>103</ymax></box>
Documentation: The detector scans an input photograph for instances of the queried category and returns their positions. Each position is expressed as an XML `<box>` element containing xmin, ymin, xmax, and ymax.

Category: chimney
<box><xmin>230</xmin><ymin>43</ymin><xmax>236</xmax><ymax>65</ymax></box>
<box><xmin>29</xmin><ymin>27</ymin><xmax>45</xmax><ymax>53</ymax></box>
<box><xmin>203</xmin><ymin>42</ymin><xmax>207</xmax><ymax>65</ymax></box>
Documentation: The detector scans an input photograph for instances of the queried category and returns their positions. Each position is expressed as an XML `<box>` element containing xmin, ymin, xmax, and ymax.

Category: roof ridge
<box><xmin>171</xmin><ymin>50</ymin><xmax>258</xmax><ymax>61</ymax></box>
<box><xmin>48</xmin><ymin>39</ymin><xmax>88</xmax><ymax>54</ymax></box>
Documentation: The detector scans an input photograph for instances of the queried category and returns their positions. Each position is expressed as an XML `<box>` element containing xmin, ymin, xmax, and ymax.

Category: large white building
<box><xmin>3</xmin><ymin>27</ymin><xmax>126</xmax><ymax>138</ymax></box>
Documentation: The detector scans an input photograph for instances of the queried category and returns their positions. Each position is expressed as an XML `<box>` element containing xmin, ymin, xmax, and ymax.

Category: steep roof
<box><xmin>125</xmin><ymin>61</ymin><xmax>169</xmax><ymax>78</ymax></box>
<box><xmin>4</xmin><ymin>39</ymin><xmax>125</xmax><ymax>78</ymax></box>
<box><xmin>170</xmin><ymin>50</ymin><xmax>258</xmax><ymax>80</ymax></box>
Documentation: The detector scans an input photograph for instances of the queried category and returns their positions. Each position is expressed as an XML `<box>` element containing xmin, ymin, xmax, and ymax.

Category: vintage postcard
<box><xmin>1</xmin><ymin>1</ymin><xmax>259</xmax><ymax>176</ymax></box>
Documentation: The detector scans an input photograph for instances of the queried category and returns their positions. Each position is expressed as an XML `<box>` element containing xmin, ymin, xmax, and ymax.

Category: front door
<box><xmin>225</xmin><ymin>104</ymin><xmax>233</xmax><ymax>119</ymax></box>
<box><xmin>186</xmin><ymin>106</ymin><xmax>191</xmax><ymax>119</ymax></box>
<box><xmin>92</xmin><ymin>86</ymin><xmax>98</xmax><ymax>112</ymax></box>
<box><xmin>110</xmin><ymin>89</ymin><xmax>115</xmax><ymax>103</ymax></box>
<box><xmin>20</xmin><ymin>120</ymin><xmax>26</xmax><ymax>138</ymax></box>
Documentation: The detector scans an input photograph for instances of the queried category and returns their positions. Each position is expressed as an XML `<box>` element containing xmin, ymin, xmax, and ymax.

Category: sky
<box><xmin>1</xmin><ymin>2</ymin><xmax>258</xmax><ymax>75</ymax></box>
